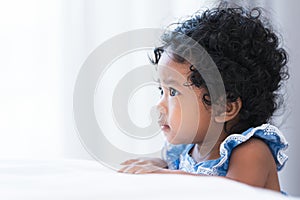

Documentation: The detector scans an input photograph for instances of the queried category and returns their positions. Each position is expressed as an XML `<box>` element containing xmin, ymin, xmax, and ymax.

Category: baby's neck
<box><xmin>190</xmin><ymin>130</ymin><xmax>228</xmax><ymax>163</ymax></box>
<box><xmin>190</xmin><ymin>143</ymin><xmax>221</xmax><ymax>163</ymax></box>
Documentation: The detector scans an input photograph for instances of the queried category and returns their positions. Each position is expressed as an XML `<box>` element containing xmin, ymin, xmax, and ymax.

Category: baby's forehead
<box><xmin>157</xmin><ymin>63</ymin><xmax>191</xmax><ymax>84</ymax></box>
<box><xmin>158</xmin><ymin>54</ymin><xmax>191</xmax><ymax>73</ymax></box>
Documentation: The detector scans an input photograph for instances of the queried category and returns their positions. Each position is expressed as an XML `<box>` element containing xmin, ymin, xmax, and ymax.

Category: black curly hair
<box><xmin>151</xmin><ymin>4</ymin><xmax>289</xmax><ymax>134</ymax></box>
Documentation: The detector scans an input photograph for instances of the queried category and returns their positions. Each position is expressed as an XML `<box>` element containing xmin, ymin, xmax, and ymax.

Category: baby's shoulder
<box><xmin>220</xmin><ymin>124</ymin><xmax>288</xmax><ymax>171</ymax></box>
<box><xmin>233</xmin><ymin>137</ymin><xmax>271</xmax><ymax>153</ymax></box>
<box><xmin>226</xmin><ymin>137</ymin><xmax>280</xmax><ymax>190</ymax></box>
<box><xmin>230</xmin><ymin>137</ymin><xmax>274</xmax><ymax>165</ymax></box>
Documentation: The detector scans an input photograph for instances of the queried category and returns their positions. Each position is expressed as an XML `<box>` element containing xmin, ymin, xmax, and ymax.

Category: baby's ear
<box><xmin>214</xmin><ymin>98</ymin><xmax>242</xmax><ymax>123</ymax></box>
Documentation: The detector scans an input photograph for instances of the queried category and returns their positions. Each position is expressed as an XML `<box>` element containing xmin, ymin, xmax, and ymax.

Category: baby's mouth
<box><xmin>158</xmin><ymin>120</ymin><xmax>170</xmax><ymax>131</ymax></box>
<box><xmin>160</xmin><ymin>124</ymin><xmax>170</xmax><ymax>132</ymax></box>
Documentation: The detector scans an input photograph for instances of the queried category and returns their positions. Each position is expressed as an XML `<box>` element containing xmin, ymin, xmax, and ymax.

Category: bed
<box><xmin>0</xmin><ymin>159</ymin><xmax>298</xmax><ymax>200</ymax></box>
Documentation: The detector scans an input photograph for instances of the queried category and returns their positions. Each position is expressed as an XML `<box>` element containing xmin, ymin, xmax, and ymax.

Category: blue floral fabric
<box><xmin>161</xmin><ymin>124</ymin><xmax>288</xmax><ymax>176</ymax></box>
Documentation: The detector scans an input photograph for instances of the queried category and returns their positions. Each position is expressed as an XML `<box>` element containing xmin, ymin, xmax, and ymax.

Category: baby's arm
<box><xmin>118</xmin><ymin>157</ymin><xmax>171</xmax><ymax>174</ymax></box>
<box><xmin>118</xmin><ymin>157</ymin><xmax>205</xmax><ymax>175</ymax></box>
<box><xmin>225</xmin><ymin>138</ymin><xmax>280</xmax><ymax>190</ymax></box>
<box><xmin>119</xmin><ymin>143</ymin><xmax>190</xmax><ymax>174</ymax></box>
<box><xmin>118</xmin><ymin>157</ymin><xmax>166</xmax><ymax>173</ymax></box>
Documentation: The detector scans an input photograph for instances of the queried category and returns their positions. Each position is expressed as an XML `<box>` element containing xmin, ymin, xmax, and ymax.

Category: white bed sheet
<box><xmin>0</xmin><ymin>159</ymin><xmax>298</xmax><ymax>200</ymax></box>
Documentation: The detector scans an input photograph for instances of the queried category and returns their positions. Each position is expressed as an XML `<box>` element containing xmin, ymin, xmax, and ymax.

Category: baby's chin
<box><xmin>164</xmin><ymin>134</ymin><xmax>178</xmax><ymax>145</ymax></box>
<box><xmin>165</xmin><ymin>135</ymin><xmax>191</xmax><ymax>145</ymax></box>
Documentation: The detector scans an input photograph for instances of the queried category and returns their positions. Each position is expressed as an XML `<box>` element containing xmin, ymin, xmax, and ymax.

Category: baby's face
<box><xmin>156</xmin><ymin>53</ymin><xmax>212</xmax><ymax>145</ymax></box>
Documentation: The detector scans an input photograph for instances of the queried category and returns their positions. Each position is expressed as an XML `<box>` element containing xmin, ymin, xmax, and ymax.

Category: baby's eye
<box><xmin>169</xmin><ymin>87</ymin><xmax>179</xmax><ymax>96</ymax></box>
<box><xmin>158</xmin><ymin>86</ymin><xmax>163</xmax><ymax>96</ymax></box>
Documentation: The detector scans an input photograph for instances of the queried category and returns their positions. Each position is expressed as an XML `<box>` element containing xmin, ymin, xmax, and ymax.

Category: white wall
<box><xmin>0</xmin><ymin>0</ymin><xmax>65</xmax><ymax>159</ymax></box>
<box><xmin>271</xmin><ymin>0</ymin><xmax>300</xmax><ymax>196</ymax></box>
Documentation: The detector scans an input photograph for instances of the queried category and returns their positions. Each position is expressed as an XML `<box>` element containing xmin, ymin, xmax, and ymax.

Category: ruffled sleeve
<box><xmin>161</xmin><ymin>142</ymin><xmax>189</xmax><ymax>170</ymax></box>
<box><xmin>213</xmin><ymin>124</ymin><xmax>288</xmax><ymax>173</ymax></box>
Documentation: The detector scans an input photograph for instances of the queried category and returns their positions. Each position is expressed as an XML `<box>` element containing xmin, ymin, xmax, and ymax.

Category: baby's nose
<box><xmin>155</xmin><ymin>104</ymin><xmax>167</xmax><ymax>120</ymax></box>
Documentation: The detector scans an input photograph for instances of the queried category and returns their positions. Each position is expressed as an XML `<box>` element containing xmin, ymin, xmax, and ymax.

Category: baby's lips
<box><xmin>157</xmin><ymin>118</ymin><xmax>167</xmax><ymax>127</ymax></box>
<box><xmin>157</xmin><ymin>120</ymin><xmax>171</xmax><ymax>131</ymax></box>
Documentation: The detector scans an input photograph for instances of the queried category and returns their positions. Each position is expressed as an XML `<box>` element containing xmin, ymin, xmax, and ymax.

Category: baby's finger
<box><xmin>119</xmin><ymin>165</ymin><xmax>153</xmax><ymax>174</ymax></box>
<box><xmin>121</xmin><ymin>166</ymin><xmax>141</xmax><ymax>174</ymax></box>
<box><xmin>118</xmin><ymin>165</ymin><xmax>131</xmax><ymax>173</ymax></box>
<box><xmin>118</xmin><ymin>165</ymin><xmax>142</xmax><ymax>174</ymax></box>
<box><xmin>120</xmin><ymin>159</ymin><xmax>139</xmax><ymax>165</ymax></box>
<box><xmin>134</xmin><ymin>165</ymin><xmax>162</xmax><ymax>174</ymax></box>
<box><xmin>134</xmin><ymin>167</ymin><xmax>154</xmax><ymax>174</ymax></box>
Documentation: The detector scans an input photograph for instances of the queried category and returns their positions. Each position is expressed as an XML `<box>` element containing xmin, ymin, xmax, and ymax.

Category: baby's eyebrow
<box><xmin>160</xmin><ymin>78</ymin><xmax>181</xmax><ymax>87</ymax></box>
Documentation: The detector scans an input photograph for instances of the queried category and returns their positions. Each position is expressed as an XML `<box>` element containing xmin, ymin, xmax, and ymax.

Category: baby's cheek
<box><xmin>167</xmin><ymin>99</ymin><xmax>180</xmax><ymax>130</ymax></box>
<box><xmin>169</xmin><ymin>98</ymin><xmax>182</xmax><ymax>121</ymax></box>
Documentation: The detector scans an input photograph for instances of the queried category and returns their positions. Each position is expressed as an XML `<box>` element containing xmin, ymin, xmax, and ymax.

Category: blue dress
<box><xmin>162</xmin><ymin>124</ymin><xmax>288</xmax><ymax>176</ymax></box>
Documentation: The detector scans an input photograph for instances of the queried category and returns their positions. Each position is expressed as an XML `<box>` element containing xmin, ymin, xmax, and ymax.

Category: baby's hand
<box><xmin>118</xmin><ymin>157</ymin><xmax>168</xmax><ymax>174</ymax></box>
